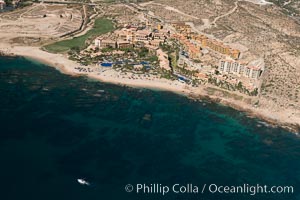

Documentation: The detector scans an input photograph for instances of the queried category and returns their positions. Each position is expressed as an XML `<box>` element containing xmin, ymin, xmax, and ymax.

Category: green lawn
<box><xmin>44</xmin><ymin>18</ymin><xmax>114</xmax><ymax>53</ymax></box>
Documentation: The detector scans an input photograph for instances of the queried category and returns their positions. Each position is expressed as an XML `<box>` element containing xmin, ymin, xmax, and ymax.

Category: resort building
<box><xmin>94</xmin><ymin>38</ymin><xmax>101</xmax><ymax>47</ymax></box>
<box><xmin>157</xmin><ymin>48</ymin><xmax>171</xmax><ymax>71</ymax></box>
<box><xmin>178</xmin><ymin>54</ymin><xmax>202</xmax><ymax>70</ymax></box>
<box><xmin>94</xmin><ymin>38</ymin><xmax>117</xmax><ymax>48</ymax></box>
<box><xmin>94</xmin><ymin>22</ymin><xmax>172</xmax><ymax>55</ymax></box>
<box><xmin>193</xmin><ymin>34</ymin><xmax>208</xmax><ymax>47</ymax></box>
<box><xmin>173</xmin><ymin>30</ymin><xmax>241</xmax><ymax>60</ymax></box>
<box><xmin>0</xmin><ymin>0</ymin><xmax>6</xmax><ymax>10</ymax></box>
<box><xmin>172</xmin><ymin>34</ymin><xmax>201</xmax><ymax>60</ymax></box>
<box><xmin>134</xmin><ymin>30</ymin><xmax>152</xmax><ymax>42</ymax></box>
<box><xmin>149</xmin><ymin>39</ymin><xmax>164</xmax><ymax>47</ymax></box>
<box><xmin>218</xmin><ymin>58</ymin><xmax>264</xmax><ymax>79</ymax></box>
<box><xmin>152</xmin><ymin>32</ymin><xmax>166</xmax><ymax>40</ymax></box>
<box><xmin>172</xmin><ymin>22</ymin><xmax>192</xmax><ymax>34</ymax></box>
<box><xmin>204</xmin><ymin>39</ymin><xmax>241</xmax><ymax>59</ymax></box>
<box><xmin>101</xmin><ymin>40</ymin><xmax>117</xmax><ymax>48</ymax></box>
<box><xmin>190</xmin><ymin>34</ymin><xmax>241</xmax><ymax>59</ymax></box>
<box><xmin>115</xmin><ymin>29</ymin><xmax>135</xmax><ymax>42</ymax></box>
<box><xmin>230</xmin><ymin>49</ymin><xmax>241</xmax><ymax>60</ymax></box>
<box><xmin>116</xmin><ymin>40</ymin><xmax>134</xmax><ymax>49</ymax></box>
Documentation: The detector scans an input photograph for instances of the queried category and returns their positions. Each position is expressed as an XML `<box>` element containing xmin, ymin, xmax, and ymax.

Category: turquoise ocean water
<box><xmin>0</xmin><ymin>56</ymin><xmax>299</xmax><ymax>200</ymax></box>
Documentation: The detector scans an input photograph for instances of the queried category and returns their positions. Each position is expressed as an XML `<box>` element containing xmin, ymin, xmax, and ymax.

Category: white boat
<box><xmin>77</xmin><ymin>178</ymin><xmax>90</xmax><ymax>186</ymax></box>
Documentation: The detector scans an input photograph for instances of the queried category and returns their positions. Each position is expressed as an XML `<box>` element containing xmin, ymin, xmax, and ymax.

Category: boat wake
<box><xmin>77</xmin><ymin>178</ymin><xmax>90</xmax><ymax>186</ymax></box>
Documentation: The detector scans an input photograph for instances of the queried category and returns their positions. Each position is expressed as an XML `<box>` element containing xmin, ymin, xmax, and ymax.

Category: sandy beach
<box><xmin>1</xmin><ymin>44</ymin><xmax>299</xmax><ymax>134</ymax></box>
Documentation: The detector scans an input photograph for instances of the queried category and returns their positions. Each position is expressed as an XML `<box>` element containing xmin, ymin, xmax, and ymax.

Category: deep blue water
<box><xmin>0</xmin><ymin>56</ymin><xmax>299</xmax><ymax>200</ymax></box>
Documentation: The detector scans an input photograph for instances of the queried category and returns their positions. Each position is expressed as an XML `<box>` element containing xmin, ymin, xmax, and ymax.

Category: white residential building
<box><xmin>218</xmin><ymin>58</ymin><xmax>264</xmax><ymax>79</ymax></box>
<box><xmin>0</xmin><ymin>0</ymin><xmax>6</xmax><ymax>10</ymax></box>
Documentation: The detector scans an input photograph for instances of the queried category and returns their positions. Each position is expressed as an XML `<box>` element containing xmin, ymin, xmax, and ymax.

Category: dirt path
<box><xmin>212</xmin><ymin>0</ymin><xmax>239</xmax><ymax>26</ymax></box>
<box><xmin>139</xmin><ymin>1</ymin><xmax>199</xmax><ymax>20</ymax></box>
<box><xmin>184</xmin><ymin>0</ymin><xmax>239</xmax><ymax>33</ymax></box>
<box><xmin>19</xmin><ymin>4</ymin><xmax>41</xmax><ymax>22</ymax></box>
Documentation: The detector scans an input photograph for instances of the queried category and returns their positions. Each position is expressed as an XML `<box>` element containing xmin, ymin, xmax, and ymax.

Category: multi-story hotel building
<box><xmin>172</xmin><ymin>22</ymin><xmax>192</xmax><ymax>34</ymax></box>
<box><xmin>94</xmin><ymin>38</ymin><xmax>117</xmax><ymax>48</ymax></box>
<box><xmin>133</xmin><ymin>30</ymin><xmax>152</xmax><ymax>42</ymax></box>
<box><xmin>204</xmin><ymin>39</ymin><xmax>240</xmax><ymax>59</ymax></box>
<box><xmin>191</xmin><ymin>34</ymin><xmax>241</xmax><ymax>59</ymax></box>
<box><xmin>115</xmin><ymin>29</ymin><xmax>135</xmax><ymax>42</ymax></box>
<box><xmin>218</xmin><ymin>59</ymin><xmax>264</xmax><ymax>79</ymax></box>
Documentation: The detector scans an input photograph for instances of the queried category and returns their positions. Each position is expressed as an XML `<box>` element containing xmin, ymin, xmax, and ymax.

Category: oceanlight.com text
<box><xmin>125</xmin><ymin>183</ymin><xmax>294</xmax><ymax>196</ymax></box>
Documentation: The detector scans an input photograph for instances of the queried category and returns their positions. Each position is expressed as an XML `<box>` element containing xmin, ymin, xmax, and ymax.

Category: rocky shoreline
<box><xmin>0</xmin><ymin>45</ymin><xmax>299</xmax><ymax>135</ymax></box>
<box><xmin>188</xmin><ymin>92</ymin><xmax>300</xmax><ymax>135</ymax></box>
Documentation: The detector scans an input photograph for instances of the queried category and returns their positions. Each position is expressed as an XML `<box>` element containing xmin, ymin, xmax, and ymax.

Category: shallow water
<box><xmin>0</xmin><ymin>56</ymin><xmax>299</xmax><ymax>200</ymax></box>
